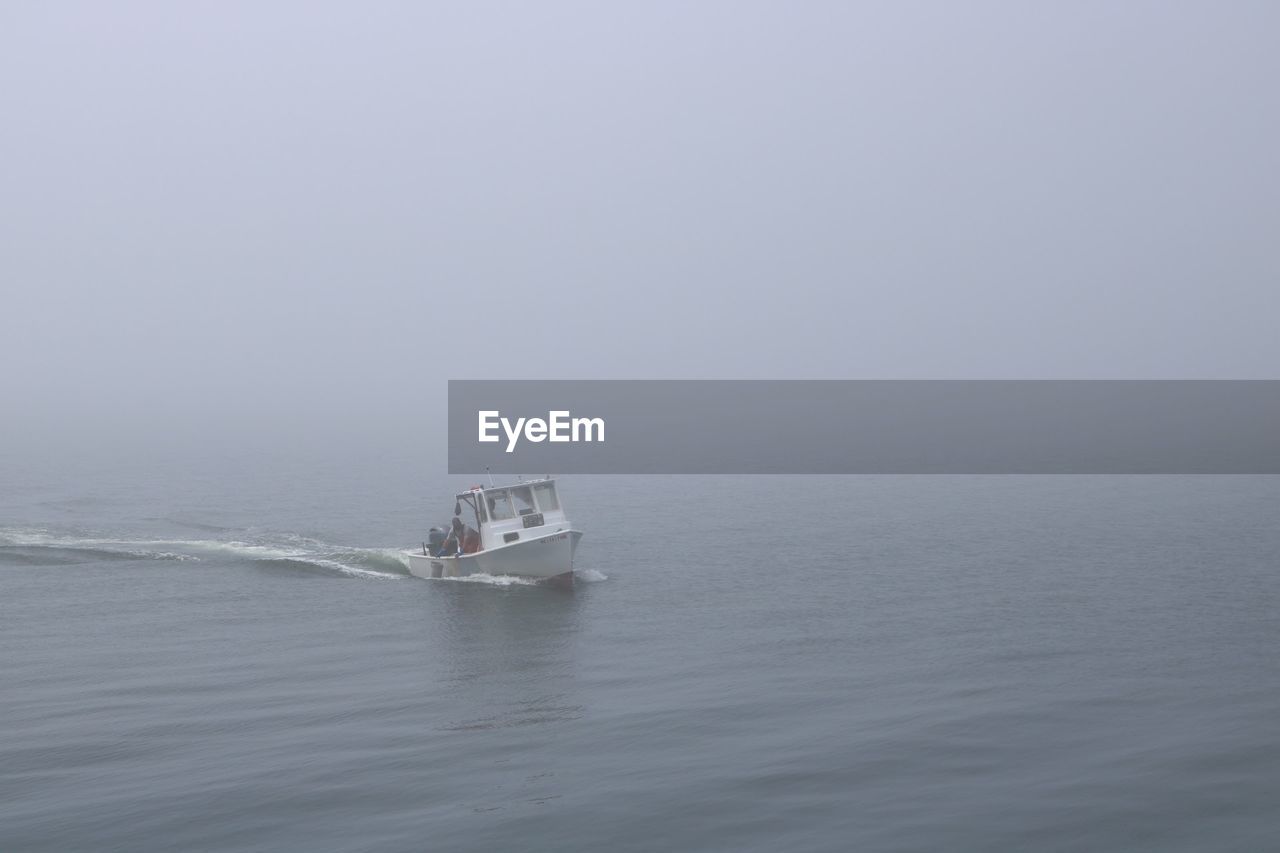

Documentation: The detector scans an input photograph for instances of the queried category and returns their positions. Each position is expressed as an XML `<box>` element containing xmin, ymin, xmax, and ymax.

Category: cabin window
<box><xmin>533</xmin><ymin>483</ymin><xmax>559</xmax><ymax>512</ymax></box>
<box><xmin>487</xmin><ymin>490</ymin><xmax>513</xmax><ymax>520</ymax></box>
<box><xmin>511</xmin><ymin>486</ymin><xmax>536</xmax><ymax>516</ymax></box>
<box><xmin>503</xmin><ymin>532</ymin><xmax>520</xmax><ymax>543</ymax></box>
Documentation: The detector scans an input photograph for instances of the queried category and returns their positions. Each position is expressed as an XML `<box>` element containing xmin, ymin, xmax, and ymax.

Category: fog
<box><xmin>3</xmin><ymin>1</ymin><xmax>1277</xmax><ymax>459</ymax></box>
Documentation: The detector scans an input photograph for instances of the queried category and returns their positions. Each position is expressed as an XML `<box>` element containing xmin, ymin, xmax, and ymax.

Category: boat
<box><xmin>406</xmin><ymin>478</ymin><xmax>582</xmax><ymax>583</ymax></box>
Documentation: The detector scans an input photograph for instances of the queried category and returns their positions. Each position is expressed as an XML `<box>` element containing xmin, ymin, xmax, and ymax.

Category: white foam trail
<box><xmin>365</xmin><ymin>548</ymin><xmax>413</xmax><ymax>570</ymax></box>
<box><xmin>187</xmin><ymin>540</ymin><xmax>305</xmax><ymax>560</ymax></box>
<box><xmin>3</xmin><ymin>527</ymin><xmax>605</xmax><ymax>584</ymax></box>
<box><xmin>0</xmin><ymin>530</ymin><xmax>202</xmax><ymax>561</ymax></box>
<box><xmin>279</xmin><ymin>556</ymin><xmax>403</xmax><ymax>580</ymax></box>
<box><xmin>0</xmin><ymin>528</ymin><xmax>407</xmax><ymax>578</ymax></box>
<box><xmin>178</xmin><ymin>541</ymin><xmax>408</xmax><ymax>579</ymax></box>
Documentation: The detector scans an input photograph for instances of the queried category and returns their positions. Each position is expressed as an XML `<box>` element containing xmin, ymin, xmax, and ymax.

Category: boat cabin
<box><xmin>448</xmin><ymin>478</ymin><xmax>567</xmax><ymax>555</ymax></box>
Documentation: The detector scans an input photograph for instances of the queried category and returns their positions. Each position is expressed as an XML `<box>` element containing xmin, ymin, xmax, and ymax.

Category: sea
<box><xmin>2</xmin><ymin>444</ymin><xmax>1278</xmax><ymax>851</ymax></box>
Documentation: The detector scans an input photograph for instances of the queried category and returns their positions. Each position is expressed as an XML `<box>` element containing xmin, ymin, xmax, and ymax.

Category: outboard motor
<box><xmin>427</xmin><ymin>526</ymin><xmax>448</xmax><ymax>557</ymax></box>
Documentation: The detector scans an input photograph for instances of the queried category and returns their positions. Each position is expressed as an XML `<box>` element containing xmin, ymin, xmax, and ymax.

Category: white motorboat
<box><xmin>406</xmin><ymin>478</ymin><xmax>582</xmax><ymax>583</ymax></box>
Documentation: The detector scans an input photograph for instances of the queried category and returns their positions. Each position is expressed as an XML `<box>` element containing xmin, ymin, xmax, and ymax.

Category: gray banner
<box><xmin>448</xmin><ymin>381</ymin><xmax>1280</xmax><ymax>474</ymax></box>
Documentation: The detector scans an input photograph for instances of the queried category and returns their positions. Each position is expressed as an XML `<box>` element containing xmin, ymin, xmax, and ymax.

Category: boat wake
<box><xmin>0</xmin><ymin>528</ymin><xmax>409</xmax><ymax>580</ymax></box>
<box><xmin>0</xmin><ymin>528</ymin><xmax>609</xmax><ymax>584</ymax></box>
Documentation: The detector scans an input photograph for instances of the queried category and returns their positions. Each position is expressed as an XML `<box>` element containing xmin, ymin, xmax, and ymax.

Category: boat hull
<box><xmin>405</xmin><ymin>529</ymin><xmax>582</xmax><ymax>582</ymax></box>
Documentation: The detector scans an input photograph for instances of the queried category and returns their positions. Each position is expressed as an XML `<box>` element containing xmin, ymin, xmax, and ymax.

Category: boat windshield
<box><xmin>511</xmin><ymin>486</ymin><xmax>537</xmax><ymax>516</ymax></box>
<box><xmin>533</xmin><ymin>482</ymin><xmax>559</xmax><ymax>512</ymax></box>
<box><xmin>486</xmin><ymin>490</ymin><xmax>514</xmax><ymax>520</ymax></box>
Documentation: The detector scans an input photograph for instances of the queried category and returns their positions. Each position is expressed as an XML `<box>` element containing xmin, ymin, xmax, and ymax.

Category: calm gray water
<box><xmin>3</xmin><ymin>448</ymin><xmax>1278</xmax><ymax>851</ymax></box>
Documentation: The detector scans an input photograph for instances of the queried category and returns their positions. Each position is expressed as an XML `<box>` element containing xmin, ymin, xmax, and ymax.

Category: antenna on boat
<box><xmin>486</xmin><ymin>466</ymin><xmax>495</xmax><ymax>488</ymax></box>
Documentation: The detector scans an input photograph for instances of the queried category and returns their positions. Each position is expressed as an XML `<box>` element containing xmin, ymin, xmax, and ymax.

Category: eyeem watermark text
<box><xmin>478</xmin><ymin>410</ymin><xmax>605</xmax><ymax>453</ymax></box>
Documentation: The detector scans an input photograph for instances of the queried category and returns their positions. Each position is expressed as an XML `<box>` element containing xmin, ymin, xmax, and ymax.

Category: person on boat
<box><xmin>440</xmin><ymin>517</ymin><xmax>464</xmax><ymax>556</ymax></box>
<box><xmin>461</xmin><ymin>525</ymin><xmax>481</xmax><ymax>554</ymax></box>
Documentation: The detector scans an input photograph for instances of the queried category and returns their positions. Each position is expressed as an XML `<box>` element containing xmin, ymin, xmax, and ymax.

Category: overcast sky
<box><xmin>2</xmin><ymin>1</ymin><xmax>1277</xmax><ymax>450</ymax></box>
